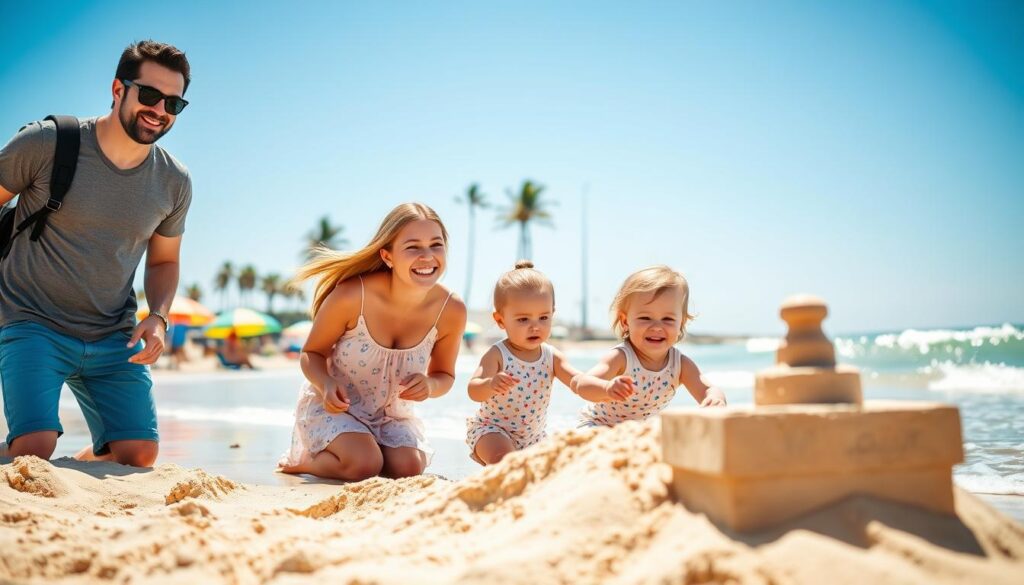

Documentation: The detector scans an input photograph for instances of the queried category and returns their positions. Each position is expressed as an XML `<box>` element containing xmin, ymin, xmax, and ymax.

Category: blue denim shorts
<box><xmin>0</xmin><ymin>320</ymin><xmax>158</xmax><ymax>455</ymax></box>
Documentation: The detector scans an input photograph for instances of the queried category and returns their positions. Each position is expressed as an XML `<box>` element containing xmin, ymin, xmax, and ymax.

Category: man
<box><xmin>0</xmin><ymin>40</ymin><xmax>193</xmax><ymax>467</ymax></box>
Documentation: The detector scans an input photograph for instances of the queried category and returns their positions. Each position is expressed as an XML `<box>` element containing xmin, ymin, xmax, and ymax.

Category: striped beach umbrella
<box><xmin>204</xmin><ymin>308</ymin><xmax>282</xmax><ymax>339</ymax></box>
<box><xmin>282</xmin><ymin>320</ymin><xmax>314</xmax><ymax>339</ymax></box>
<box><xmin>137</xmin><ymin>296</ymin><xmax>215</xmax><ymax>327</ymax></box>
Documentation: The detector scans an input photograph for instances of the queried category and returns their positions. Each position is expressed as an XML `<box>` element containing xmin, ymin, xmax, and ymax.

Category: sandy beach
<box><xmin>2</xmin><ymin>418</ymin><xmax>1023</xmax><ymax>584</ymax></box>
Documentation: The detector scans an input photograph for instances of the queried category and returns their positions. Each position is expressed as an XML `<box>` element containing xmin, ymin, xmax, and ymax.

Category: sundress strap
<box><xmin>358</xmin><ymin>275</ymin><xmax>365</xmax><ymax>316</ymax></box>
<box><xmin>432</xmin><ymin>291</ymin><xmax>454</xmax><ymax>327</ymax></box>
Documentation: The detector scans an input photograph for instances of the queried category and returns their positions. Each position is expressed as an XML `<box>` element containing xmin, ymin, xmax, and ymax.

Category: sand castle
<box><xmin>662</xmin><ymin>295</ymin><xmax>964</xmax><ymax>532</ymax></box>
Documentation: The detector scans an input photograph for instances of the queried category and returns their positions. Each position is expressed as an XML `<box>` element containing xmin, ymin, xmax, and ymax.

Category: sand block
<box><xmin>661</xmin><ymin>401</ymin><xmax>964</xmax><ymax>532</ymax></box>
<box><xmin>755</xmin><ymin>365</ymin><xmax>863</xmax><ymax>405</ymax></box>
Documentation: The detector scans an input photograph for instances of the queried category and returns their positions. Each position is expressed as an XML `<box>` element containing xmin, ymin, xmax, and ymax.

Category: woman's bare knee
<box><xmin>382</xmin><ymin>450</ymin><xmax>427</xmax><ymax>478</ymax></box>
<box><xmin>335</xmin><ymin>453</ymin><xmax>384</xmax><ymax>481</ymax></box>
<box><xmin>323</xmin><ymin>433</ymin><xmax>383</xmax><ymax>481</ymax></box>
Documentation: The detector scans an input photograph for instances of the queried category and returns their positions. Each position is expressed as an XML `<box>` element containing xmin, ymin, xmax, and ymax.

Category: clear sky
<box><xmin>2</xmin><ymin>0</ymin><xmax>1021</xmax><ymax>335</ymax></box>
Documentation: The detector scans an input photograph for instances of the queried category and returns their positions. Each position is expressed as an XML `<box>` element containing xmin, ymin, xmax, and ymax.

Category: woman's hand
<box><xmin>321</xmin><ymin>379</ymin><xmax>350</xmax><ymax>414</ymax></box>
<box><xmin>399</xmin><ymin>373</ymin><xmax>432</xmax><ymax>402</ymax></box>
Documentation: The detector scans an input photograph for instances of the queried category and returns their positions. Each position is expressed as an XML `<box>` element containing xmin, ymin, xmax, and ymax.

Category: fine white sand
<box><xmin>2</xmin><ymin>419</ymin><xmax>1022</xmax><ymax>584</ymax></box>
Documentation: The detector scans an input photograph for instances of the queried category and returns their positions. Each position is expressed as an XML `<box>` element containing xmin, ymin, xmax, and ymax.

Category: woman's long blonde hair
<box><xmin>609</xmin><ymin>265</ymin><xmax>695</xmax><ymax>338</ymax></box>
<box><xmin>294</xmin><ymin>202</ymin><xmax>450</xmax><ymax>317</ymax></box>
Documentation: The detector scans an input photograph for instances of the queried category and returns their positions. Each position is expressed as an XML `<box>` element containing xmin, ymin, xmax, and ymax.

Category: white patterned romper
<box><xmin>280</xmin><ymin>277</ymin><xmax>452</xmax><ymax>467</ymax></box>
<box><xmin>467</xmin><ymin>341</ymin><xmax>555</xmax><ymax>454</ymax></box>
<box><xmin>579</xmin><ymin>342</ymin><xmax>681</xmax><ymax>427</ymax></box>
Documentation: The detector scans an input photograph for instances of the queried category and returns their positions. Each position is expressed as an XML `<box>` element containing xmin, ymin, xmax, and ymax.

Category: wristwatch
<box><xmin>150</xmin><ymin>311</ymin><xmax>170</xmax><ymax>332</ymax></box>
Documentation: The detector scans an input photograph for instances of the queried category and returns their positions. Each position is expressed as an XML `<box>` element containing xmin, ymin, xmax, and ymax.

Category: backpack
<box><xmin>0</xmin><ymin>115</ymin><xmax>81</xmax><ymax>261</ymax></box>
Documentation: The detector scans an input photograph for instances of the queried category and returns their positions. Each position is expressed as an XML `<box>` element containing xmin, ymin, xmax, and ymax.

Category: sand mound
<box><xmin>2</xmin><ymin>455</ymin><xmax>71</xmax><ymax>498</ymax></box>
<box><xmin>164</xmin><ymin>469</ymin><xmax>239</xmax><ymax>504</ymax></box>
<box><xmin>1</xmin><ymin>420</ymin><xmax>1021</xmax><ymax>584</ymax></box>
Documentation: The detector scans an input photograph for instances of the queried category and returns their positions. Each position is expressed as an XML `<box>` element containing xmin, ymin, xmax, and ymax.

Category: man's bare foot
<box><xmin>74</xmin><ymin>445</ymin><xmax>100</xmax><ymax>461</ymax></box>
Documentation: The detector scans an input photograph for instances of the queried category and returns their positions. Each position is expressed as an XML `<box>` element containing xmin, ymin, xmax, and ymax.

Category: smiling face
<box><xmin>619</xmin><ymin>286</ymin><xmax>686</xmax><ymax>355</ymax></box>
<box><xmin>380</xmin><ymin>219</ymin><xmax>447</xmax><ymax>289</ymax></box>
<box><xmin>114</xmin><ymin>60</ymin><xmax>185</xmax><ymax>145</ymax></box>
<box><xmin>494</xmin><ymin>289</ymin><xmax>554</xmax><ymax>351</ymax></box>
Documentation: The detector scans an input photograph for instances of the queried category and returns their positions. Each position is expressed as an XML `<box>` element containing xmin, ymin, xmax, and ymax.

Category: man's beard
<box><xmin>118</xmin><ymin>102</ymin><xmax>172</xmax><ymax>145</ymax></box>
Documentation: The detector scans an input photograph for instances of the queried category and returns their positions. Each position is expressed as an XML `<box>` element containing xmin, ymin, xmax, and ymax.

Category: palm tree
<box><xmin>214</xmin><ymin>262</ymin><xmax>234</xmax><ymax>310</ymax></box>
<box><xmin>261</xmin><ymin>273</ymin><xmax>282</xmax><ymax>314</ymax></box>
<box><xmin>279</xmin><ymin>284</ymin><xmax>296</xmax><ymax>311</ymax></box>
<box><xmin>305</xmin><ymin>216</ymin><xmax>348</xmax><ymax>260</ymax></box>
<box><xmin>238</xmin><ymin>265</ymin><xmax>258</xmax><ymax>307</ymax></box>
<box><xmin>185</xmin><ymin>283</ymin><xmax>203</xmax><ymax>302</ymax></box>
<box><xmin>455</xmin><ymin>183</ymin><xmax>488</xmax><ymax>306</ymax></box>
<box><xmin>499</xmin><ymin>179</ymin><xmax>553</xmax><ymax>261</ymax></box>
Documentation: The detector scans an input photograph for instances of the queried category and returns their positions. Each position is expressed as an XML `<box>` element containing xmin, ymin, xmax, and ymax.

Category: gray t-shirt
<box><xmin>0</xmin><ymin>117</ymin><xmax>192</xmax><ymax>341</ymax></box>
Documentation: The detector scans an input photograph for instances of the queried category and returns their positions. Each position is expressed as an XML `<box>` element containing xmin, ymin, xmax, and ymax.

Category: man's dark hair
<box><xmin>112</xmin><ymin>40</ymin><xmax>191</xmax><ymax>107</ymax></box>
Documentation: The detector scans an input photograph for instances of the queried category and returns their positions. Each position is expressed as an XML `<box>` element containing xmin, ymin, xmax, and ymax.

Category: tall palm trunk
<box><xmin>465</xmin><ymin>204</ymin><xmax>476</xmax><ymax>304</ymax></box>
<box><xmin>518</xmin><ymin>220</ymin><xmax>528</xmax><ymax>260</ymax></box>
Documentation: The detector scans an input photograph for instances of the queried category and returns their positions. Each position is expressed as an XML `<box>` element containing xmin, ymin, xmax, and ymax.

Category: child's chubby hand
<box><xmin>489</xmin><ymin>371</ymin><xmax>520</xmax><ymax>395</ymax></box>
<box><xmin>700</xmin><ymin>388</ymin><xmax>727</xmax><ymax>407</ymax></box>
<box><xmin>398</xmin><ymin>373</ymin><xmax>432</xmax><ymax>402</ymax></box>
<box><xmin>604</xmin><ymin>375</ymin><xmax>635</xmax><ymax>401</ymax></box>
<box><xmin>320</xmin><ymin>379</ymin><xmax>351</xmax><ymax>414</ymax></box>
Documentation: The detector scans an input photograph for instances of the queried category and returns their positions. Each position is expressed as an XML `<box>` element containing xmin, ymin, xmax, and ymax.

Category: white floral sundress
<box><xmin>280</xmin><ymin>277</ymin><xmax>451</xmax><ymax>467</ymax></box>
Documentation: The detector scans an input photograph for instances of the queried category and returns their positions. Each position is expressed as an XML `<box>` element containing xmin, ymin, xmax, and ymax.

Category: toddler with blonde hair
<box><xmin>574</xmin><ymin>265</ymin><xmax>726</xmax><ymax>427</ymax></box>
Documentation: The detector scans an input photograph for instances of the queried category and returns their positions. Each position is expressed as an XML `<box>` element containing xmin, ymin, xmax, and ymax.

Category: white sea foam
<box><xmin>745</xmin><ymin>337</ymin><xmax>780</xmax><ymax>353</ymax></box>
<box><xmin>702</xmin><ymin>370</ymin><xmax>756</xmax><ymax>389</ymax></box>
<box><xmin>954</xmin><ymin>473</ymin><xmax>1024</xmax><ymax>496</ymax></box>
<box><xmin>921</xmin><ymin>361</ymin><xmax>1024</xmax><ymax>394</ymax></box>
<box><xmin>158</xmin><ymin>406</ymin><xmax>296</xmax><ymax>426</ymax></box>
<box><xmin>872</xmin><ymin>323</ymin><xmax>1024</xmax><ymax>355</ymax></box>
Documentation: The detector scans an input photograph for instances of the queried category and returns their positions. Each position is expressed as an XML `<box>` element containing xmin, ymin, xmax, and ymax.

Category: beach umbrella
<box><xmin>137</xmin><ymin>296</ymin><xmax>215</xmax><ymax>327</ymax></box>
<box><xmin>204</xmin><ymin>308</ymin><xmax>282</xmax><ymax>339</ymax></box>
<box><xmin>463</xmin><ymin>321</ymin><xmax>484</xmax><ymax>339</ymax></box>
<box><xmin>282</xmin><ymin>320</ymin><xmax>314</xmax><ymax>338</ymax></box>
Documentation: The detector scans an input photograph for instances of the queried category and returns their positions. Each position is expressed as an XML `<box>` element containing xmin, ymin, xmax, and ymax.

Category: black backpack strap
<box><xmin>44</xmin><ymin>115</ymin><xmax>80</xmax><ymax>209</ymax></box>
<box><xmin>18</xmin><ymin>115</ymin><xmax>80</xmax><ymax>242</ymax></box>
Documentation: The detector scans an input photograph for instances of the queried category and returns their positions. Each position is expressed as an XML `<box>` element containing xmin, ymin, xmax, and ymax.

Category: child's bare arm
<box><xmin>573</xmin><ymin>349</ymin><xmax>634</xmax><ymax>402</ymax></box>
<box><xmin>679</xmin><ymin>355</ymin><xmax>727</xmax><ymax>406</ymax></box>
<box><xmin>468</xmin><ymin>346</ymin><xmax>518</xmax><ymax>402</ymax></box>
<box><xmin>551</xmin><ymin>347</ymin><xmax>582</xmax><ymax>390</ymax></box>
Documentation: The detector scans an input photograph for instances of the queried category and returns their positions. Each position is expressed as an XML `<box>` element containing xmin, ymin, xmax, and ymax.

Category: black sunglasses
<box><xmin>121</xmin><ymin>79</ymin><xmax>189</xmax><ymax>115</ymax></box>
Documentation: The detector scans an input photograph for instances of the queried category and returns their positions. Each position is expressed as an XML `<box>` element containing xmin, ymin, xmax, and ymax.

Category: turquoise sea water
<box><xmin>2</xmin><ymin>324</ymin><xmax>1022</xmax><ymax>494</ymax></box>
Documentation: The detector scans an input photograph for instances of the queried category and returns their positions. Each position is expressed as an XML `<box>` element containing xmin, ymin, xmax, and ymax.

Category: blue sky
<box><xmin>1</xmin><ymin>0</ymin><xmax>1021</xmax><ymax>335</ymax></box>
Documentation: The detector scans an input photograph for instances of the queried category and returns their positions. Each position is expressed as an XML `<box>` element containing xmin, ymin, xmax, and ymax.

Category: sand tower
<box><xmin>661</xmin><ymin>295</ymin><xmax>964</xmax><ymax>532</ymax></box>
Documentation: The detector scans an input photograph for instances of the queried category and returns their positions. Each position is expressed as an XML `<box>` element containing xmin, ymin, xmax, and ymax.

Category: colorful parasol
<box><xmin>137</xmin><ymin>296</ymin><xmax>215</xmax><ymax>327</ymax></box>
<box><xmin>203</xmin><ymin>308</ymin><xmax>282</xmax><ymax>339</ymax></box>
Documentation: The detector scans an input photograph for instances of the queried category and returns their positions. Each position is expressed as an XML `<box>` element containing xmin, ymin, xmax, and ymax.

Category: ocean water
<box><xmin>2</xmin><ymin>323</ymin><xmax>1022</xmax><ymax>494</ymax></box>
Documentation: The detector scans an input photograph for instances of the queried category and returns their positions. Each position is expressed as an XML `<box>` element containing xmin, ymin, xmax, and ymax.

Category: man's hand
<box><xmin>127</xmin><ymin>315</ymin><xmax>166</xmax><ymax>365</ymax></box>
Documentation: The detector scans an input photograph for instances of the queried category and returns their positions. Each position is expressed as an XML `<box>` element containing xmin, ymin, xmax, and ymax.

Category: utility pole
<box><xmin>580</xmin><ymin>183</ymin><xmax>589</xmax><ymax>338</ymax></box>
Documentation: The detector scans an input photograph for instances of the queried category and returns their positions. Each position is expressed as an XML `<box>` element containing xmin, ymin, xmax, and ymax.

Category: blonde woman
<box><xmin>279</xmin><ymin>203</ymin><xmax>466</xmax><ymax>480</ymax></box>
<box><xmin>574</xmin><ymin>266</ymin><xmax>726</xmax><ymax>427</ymax></box>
